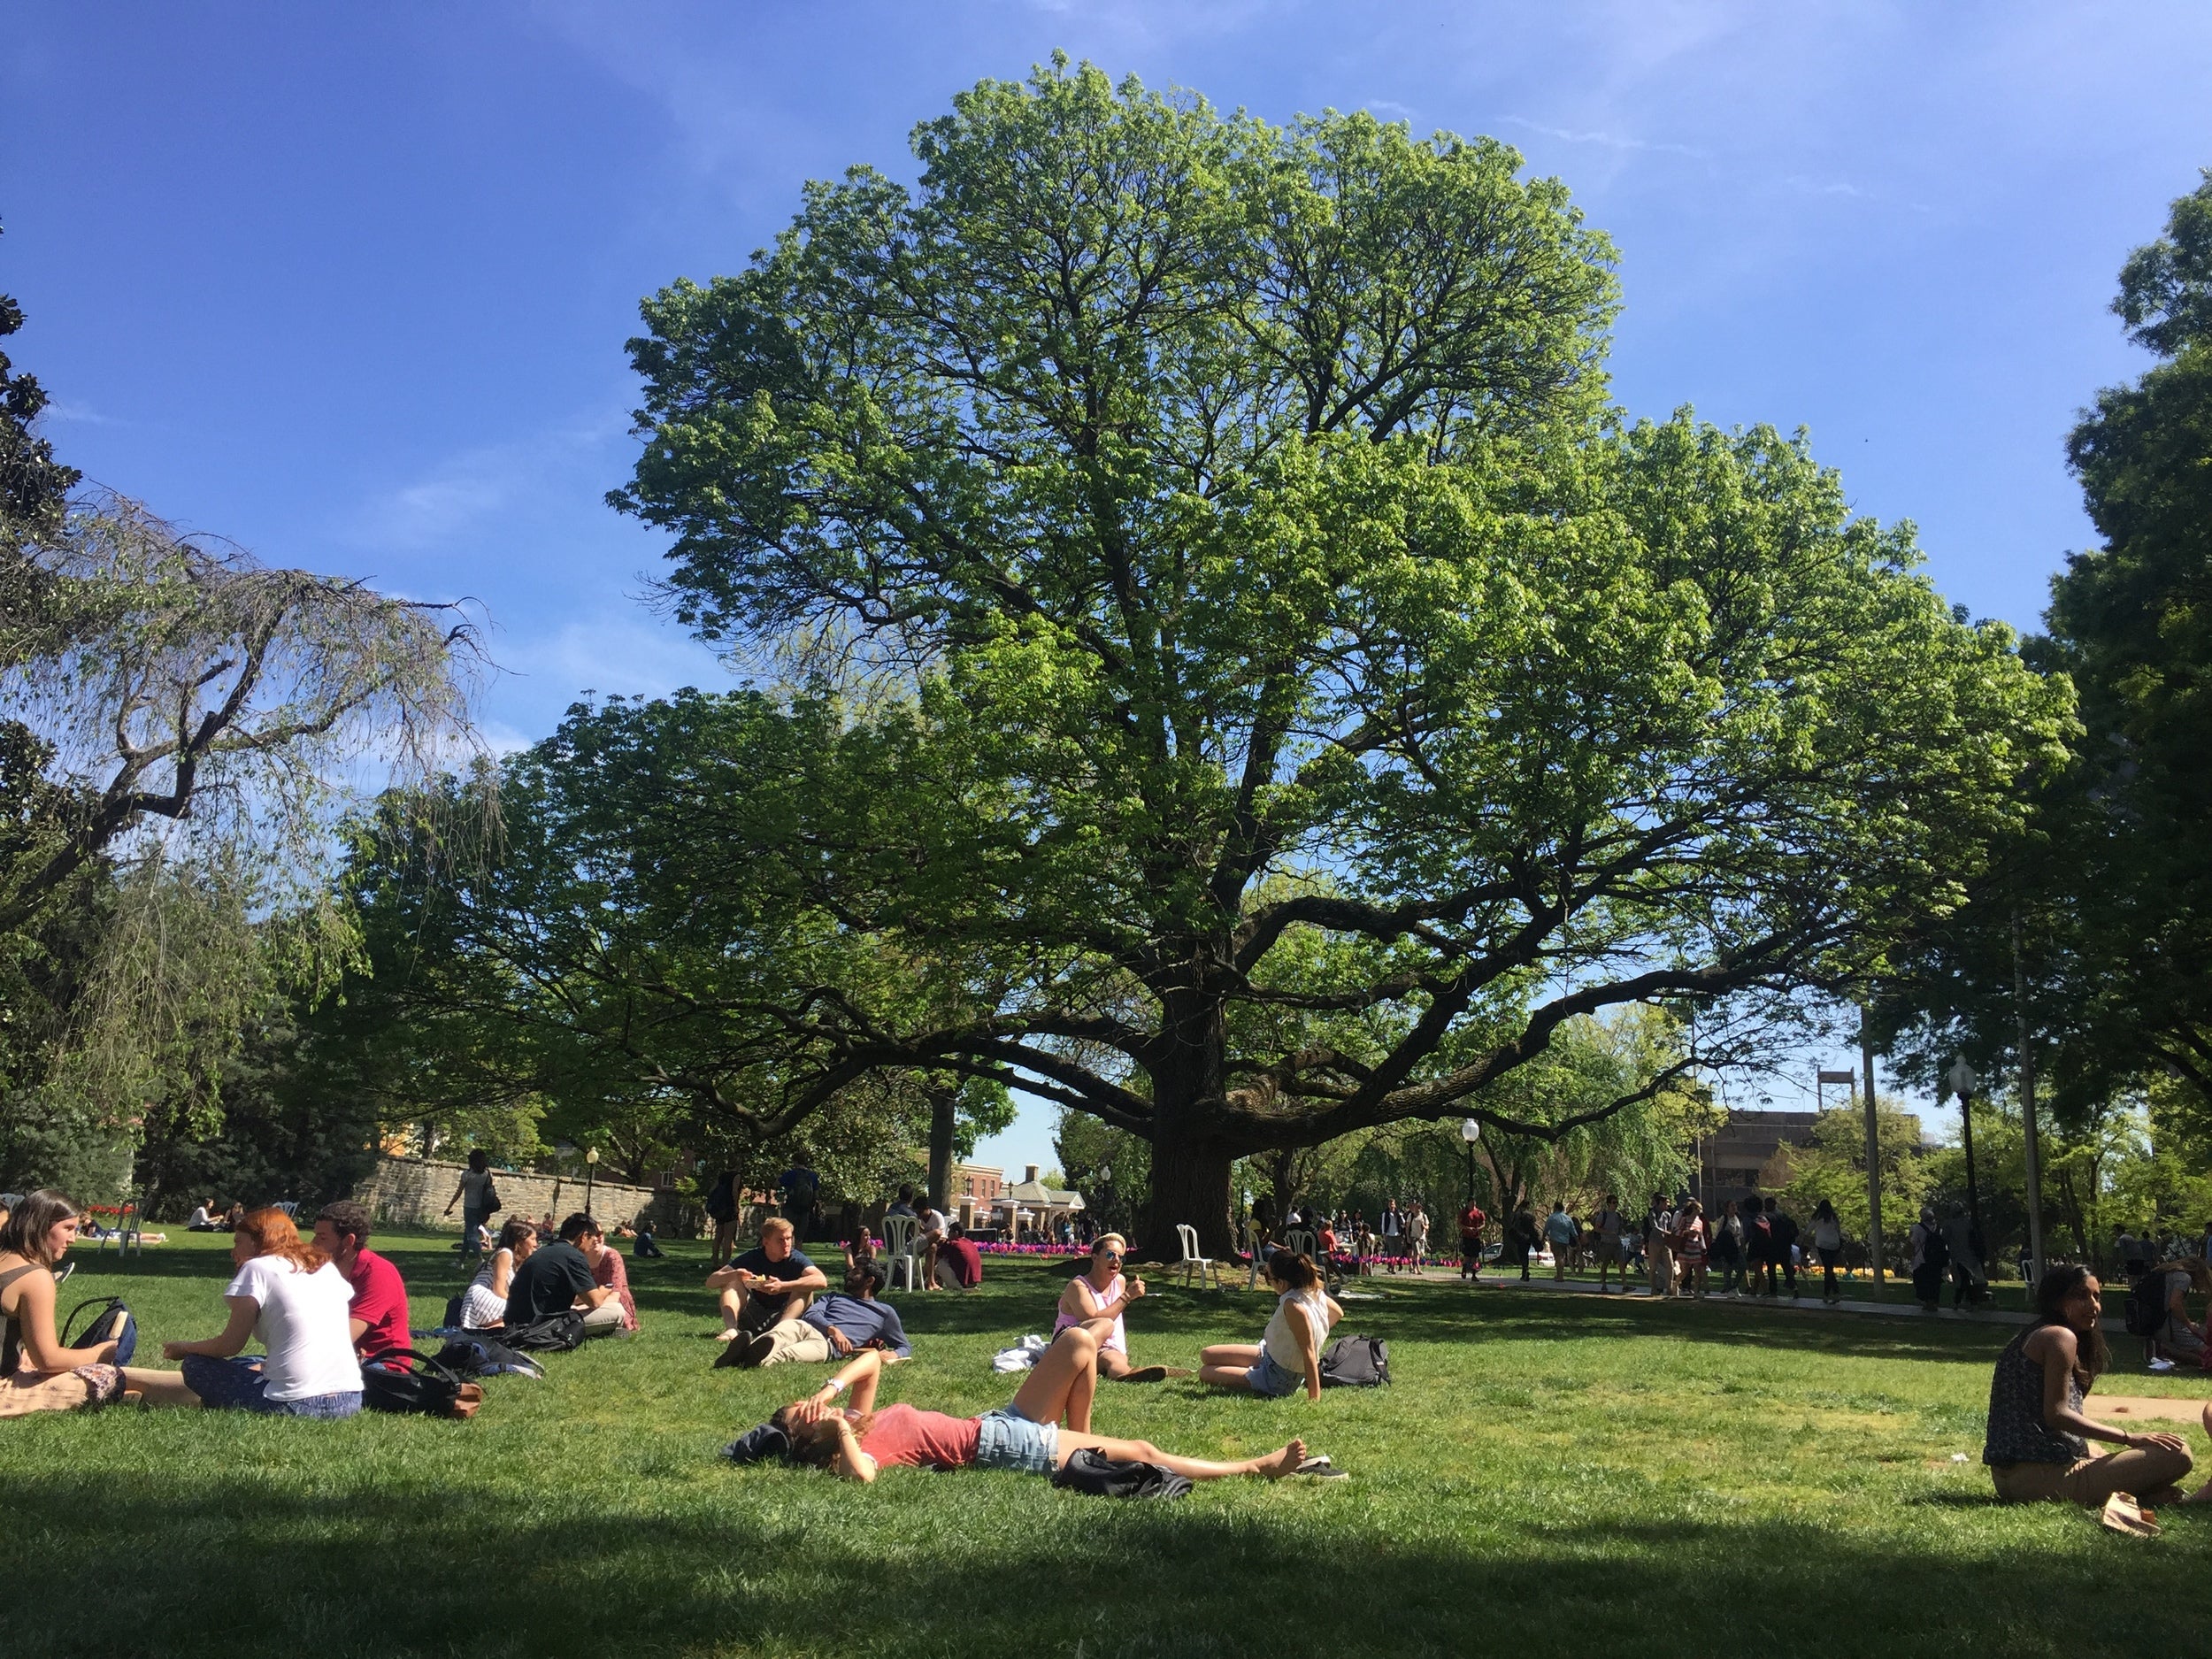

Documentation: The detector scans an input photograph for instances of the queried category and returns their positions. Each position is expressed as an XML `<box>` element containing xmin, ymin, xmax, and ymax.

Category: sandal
<box><xmin>1295</xmin><ymin>1455</ymin><xmax>1348</xmax><ymax>1479</ymax></box>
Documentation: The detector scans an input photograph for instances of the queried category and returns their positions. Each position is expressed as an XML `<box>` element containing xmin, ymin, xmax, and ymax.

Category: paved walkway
<box><xmin>1363</xmin><ymin>1263</ymin><xmax>2139</xmax><ymax>1333</ymax></box>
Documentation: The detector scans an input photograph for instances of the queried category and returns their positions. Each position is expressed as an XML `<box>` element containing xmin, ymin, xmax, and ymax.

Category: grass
<box><xmin>4</xmin><ymin>1229</ymin><xmax>2209</xmax><ymax>1659</ymax></box>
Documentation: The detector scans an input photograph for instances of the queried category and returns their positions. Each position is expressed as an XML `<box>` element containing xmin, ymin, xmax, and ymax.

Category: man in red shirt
<box><xmin>1457</xmin><ymin>1200</ymin><xmax>1487</xmax><ymax>1283</ymax></box>
<box><xmin>933</xmin><ymin>1221</ymin><xmax>984</xmax><ymax>1291</ymax></box>
<box><xmin>312</xmin><ymin>1201</ymin><xmax>412</xmax><ymax>1363</ymax></box>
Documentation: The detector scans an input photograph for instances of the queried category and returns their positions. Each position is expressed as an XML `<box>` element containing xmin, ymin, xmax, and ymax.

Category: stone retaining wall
<box><xmin>351</xmin><ymin>1155</ymin><xmax>691</xmax><ymax>1235</ymax></box>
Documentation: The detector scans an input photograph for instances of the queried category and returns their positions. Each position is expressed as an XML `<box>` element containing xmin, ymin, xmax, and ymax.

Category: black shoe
<box><xmin>1118</xmin><ymin>1365</ymin><xmax>1171</xmax><ymax>1383</ymax></box>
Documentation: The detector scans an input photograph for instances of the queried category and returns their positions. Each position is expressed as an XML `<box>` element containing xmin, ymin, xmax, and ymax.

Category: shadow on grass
<box><xmin>2</xmin><ymin>1465</ymin><xmax>2193</xmax><ymax>1659</ymax></box>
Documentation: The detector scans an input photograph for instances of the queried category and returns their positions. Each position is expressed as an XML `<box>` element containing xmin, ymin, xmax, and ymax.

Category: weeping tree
<box><xmin>328</xmin><ymin>697</ymin><xmax>1013</xmax><ymax>1202</ymax></box>
<box><xmin>611</xmin><ymin>62</ymin><xmax>2070</xmax><ymax>1254</ymax></box>
<box><xmin>0</xmin><ymin>493</ymin><xmax>483</xmax><ymax>1190</ymax></box>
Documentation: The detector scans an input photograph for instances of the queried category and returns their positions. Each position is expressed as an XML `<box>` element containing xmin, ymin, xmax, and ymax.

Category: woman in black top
<box><xmin>1983</xmin><ymin>1262</ymin><xmax>2194</xmax><ymax>1506</ymax></box>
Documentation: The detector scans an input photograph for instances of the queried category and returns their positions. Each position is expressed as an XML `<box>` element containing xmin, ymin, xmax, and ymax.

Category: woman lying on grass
<box><xmin>1198</xmin><ymin>1250</ymin><xmax>1340</xmax><ymax>1401</ymax></box>
<box><xmin>772</xmin><ymin>1326</ymin><xmax>1311</xmax><ymax>1484</ymax></box>
<box><xmin>1982</xmin><ymin>1262</ymin><xmax>2195</xmax><ymax>1506</ymax></box>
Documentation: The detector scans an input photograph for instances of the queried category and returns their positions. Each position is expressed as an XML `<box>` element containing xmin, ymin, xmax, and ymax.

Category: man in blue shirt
<box><xmin>719</xmin><ymin>1263</ymin><xmax>911</xmax><ymax>1369</ymax></box>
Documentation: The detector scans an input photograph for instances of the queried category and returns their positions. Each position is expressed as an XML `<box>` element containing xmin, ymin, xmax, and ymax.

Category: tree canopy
<box><xmin>609</xmin><ymin>62</ymin><xmax>2069</xmax><ymax>1250</ymax></box>
<box><xmin>1878</xmin><ymin>166</ymin><xmax>2212</xmax><ymax>1131</ymax></box>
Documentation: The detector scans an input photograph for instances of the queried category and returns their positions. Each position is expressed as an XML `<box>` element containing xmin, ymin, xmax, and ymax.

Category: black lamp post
<box><xmin>585</xmin><ymin>1146</ymin><xmax>600</xmax><ymax>1219</ymax></box>
<box><xmin>1460</xmin><ymin>1118</ymin><xmax>1481</xmax><ymax>1204</ymax></box>
<box><xmin>1946</xmin><ymin>1057</ymin><xmax>1980</xmax><ymax>1238</ymax></box>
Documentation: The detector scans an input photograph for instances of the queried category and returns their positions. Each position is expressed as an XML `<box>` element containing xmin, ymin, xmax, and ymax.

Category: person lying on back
<box><xmin>311</xmin><ymin>1200</ymin><xmax>411</xmax><ymax>1364</ymax></box>
<box><xmin>505</xmin><ymin>1212</ymin><xmax>625</xmax><ymax>1335</ymax></box>
<box><xmin>721</xmin><ymin>1263</ymin><xmax>912</xmax><ymax>1369</ymax></box>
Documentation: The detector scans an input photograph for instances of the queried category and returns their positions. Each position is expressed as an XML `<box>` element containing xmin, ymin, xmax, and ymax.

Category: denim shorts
<box><xmin>973</xmin><ymin>1407</ymin><xmax>1060</xmax><ymax>1475</ymax></box>
<box><xmin>1248</xmin><ymin>1349</ymin><xmax>1301</xmax><ymax>1398</ymax></box>
<box><xmin>181</xmin><ymin>1354</ymin><xmax>364</xmax><ymax>1418</ymax></box>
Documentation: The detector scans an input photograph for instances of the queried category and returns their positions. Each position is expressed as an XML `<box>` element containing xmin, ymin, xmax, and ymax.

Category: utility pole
<box><xmin>2013</xmin><ymin>912</ymin><xmax>2047</xmax><ymax>1286</ymax></box>
<box><xmin>1860</xmin><ymin>1008</ymin><xmax>1884</xmax><ymax>1286</ymax></box>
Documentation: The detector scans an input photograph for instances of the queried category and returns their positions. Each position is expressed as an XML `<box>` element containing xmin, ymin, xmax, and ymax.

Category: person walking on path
<box><xmin>1643</xmin><ymin>1194</ymin><xmax>1676</xmax><ymax>1298</ymax></box>
<box><xmin>1810</xmin><ymin>1200</ymin><xmax>1845</xmax><ymax>1302</ymax></box>
<box><xmin>1509</xmin><ymin>1202</ymin><xmax>1539</xmax><ymax>1282</ymax></box>
<box><xmin>1909</xmin><ymin>1206</ymin><xmax>1949</xmax><ymax>1311</ymax></box>
<box><xmin>1406</xmin><ymin>1202</ymin><xmax>1430</xmax><ymax>1273</ymax></box>
<box><xmin>1712</xmin><ymin>1200</ymin><xmax>1747</xmax><ymax>1297</ymax></box>
<box><xmin>704</xmin><ymin>1170</ymin><xmax>741</xmax><ymax>1270</ymax></box>
<box><xmin>1457</xmin><ymin>1198</ymin><xmax>1486</xmax><ymax>1282</ymax></box>
<box><xmin>1764</xmin><ymin>1198</ymin><xmax>1800</xmax><ymax>1298</ymax></box>
<box><xmin>1670</xmin><ymin>1200</ymin><xmax>1710</xmax><ymax>1297</ymax></box>
<box><xmin>1742</xmin><ymin>1195</ymin><xmax>1771</xmax><ymax>1294</ymax></box>
<box><xmin>1543</xmin><ymin>1202</ymin><xmax>1576</xmax><ymax>1282</ymax></box>
<box><xmin>1380</xmin><ymin>1200</ymin><xmax>1402</xmax><ymax>1271</ymax></box>
<box><xmin>441</xmin><ymin>1150</ymin><xmax>502</xmax><ymax>1261</ymax></box>
<box><xmin>1592</xmin><ymin>1196</ymin><xmax>1626</xmax><ymax>1293</ymax></box>
<box><xmin>1944</xmin><ymin>1204</ymin><xmax>1985</xmax><ymax>1309</ymax></box>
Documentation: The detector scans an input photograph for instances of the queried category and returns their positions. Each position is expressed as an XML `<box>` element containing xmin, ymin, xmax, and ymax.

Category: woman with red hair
<box><xmin>163</xmin><ymin>1206</ymin><xmax>364</xmax><ymax>1417</ymax></box>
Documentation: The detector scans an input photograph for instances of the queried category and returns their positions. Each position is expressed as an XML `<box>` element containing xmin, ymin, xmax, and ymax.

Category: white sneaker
<box><xmin>2148</xmin><ymin>1358</ymin><xmax>2177</xmax><ymax>1373</ymax></box>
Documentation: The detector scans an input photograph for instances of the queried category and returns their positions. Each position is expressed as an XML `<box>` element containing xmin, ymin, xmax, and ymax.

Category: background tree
<box><xmin>612</xmin><ymin>62</ymin><xmax>2068</xmax><ymax>1252</ymax></box>
<box><xmin>336</xmin><ymin>701</ymin><xmax>1010</xmax><ymax>1206</ymax></box>
<box><xmin>1878</xmin><ymin>167</ymin><xmax>2212</xmax><ymax>1141</ymax></box>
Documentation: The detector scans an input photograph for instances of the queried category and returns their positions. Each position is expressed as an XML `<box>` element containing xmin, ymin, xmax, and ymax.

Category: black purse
<box><xmin>361</xmin><ymin>1348</ymin><xmax>481</xmax><ymax>1418</ymax></box>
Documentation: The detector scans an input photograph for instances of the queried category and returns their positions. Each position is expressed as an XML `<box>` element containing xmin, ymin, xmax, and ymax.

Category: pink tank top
<box><xmin>1051</xmin><ymin>1272</ymin><xmax>1127</xmax><ymax>1353</ymax></box>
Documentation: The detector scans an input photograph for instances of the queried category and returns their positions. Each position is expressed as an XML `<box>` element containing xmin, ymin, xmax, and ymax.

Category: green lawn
<box><xmin>4</xmin><ymin>1229</ymin><xmax>2208</xmax><ymax>1659</ymax></box>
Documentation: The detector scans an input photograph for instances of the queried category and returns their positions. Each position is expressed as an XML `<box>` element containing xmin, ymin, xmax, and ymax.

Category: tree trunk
<box><xmin>1142</xmin><ymin>1135</ymin><xmax>1236</xmax><ymax>1262</ymax></box>
<box><xmin>926</xmin><ymin>1080</ymin><xmax>957</xmax><ymax>1211</ymax></box>
<box><xmin>1138</xmin><ymin>990</ymin><xmax>1238</xmax><ymax>1260</ymax></box>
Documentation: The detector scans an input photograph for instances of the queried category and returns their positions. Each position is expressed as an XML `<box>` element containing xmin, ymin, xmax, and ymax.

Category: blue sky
<box><xmin>6</xmin><ymin>2</ymin><xmax>2209</xmax><ymax>1171</ymax></box>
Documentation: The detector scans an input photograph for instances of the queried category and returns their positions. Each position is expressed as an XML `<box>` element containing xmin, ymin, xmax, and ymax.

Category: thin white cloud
<box><xmin>348</xmin><ymin>407</ymin><xmax>630</xmax><ymax>551</ymax></box>
<box><xmin>1501</xmin><ymin>114</ymin><xmax>1707</xmax><ymax>159</ymax></box>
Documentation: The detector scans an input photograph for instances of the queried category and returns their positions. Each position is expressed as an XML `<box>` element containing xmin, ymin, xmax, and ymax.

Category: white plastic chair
<box><xmin>1241</xmin><ymin>1217</ymin><xmax>1265</xmax><ymax>1288</ymax></box>
<box><xmin>1173</xmin><ymin>1223</ymin><xmax>1223</xmax><ymax>1290</ymax></box>
<box><xmin>273</xmin><ymin>1200</ymin><xmax>300</xmax><ymax>1220</ymax></box>
<box><xmin>881</xmin><ymin>1213</ymin><xmax>921</xmax><ymax>1292</ymax></box>
<box><xmin>1280</xmin><ymin>1227</ymin><xmax>1317</xmax><ymax>1262</ymax></box>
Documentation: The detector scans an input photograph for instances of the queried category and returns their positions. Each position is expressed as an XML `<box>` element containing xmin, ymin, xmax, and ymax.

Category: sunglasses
<box><xmin>1098</xmin><ymin>1251</ymin><xmax>1123</xmax><ymax>1261</ymax></box>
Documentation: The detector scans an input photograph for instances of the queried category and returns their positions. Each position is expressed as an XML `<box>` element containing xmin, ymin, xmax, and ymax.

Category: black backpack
<box><xmin>361</xmin><ymin>1348</ymin><xmax>483</xmax><ymax>1418</ymax></box>
<box><xmin>1318</xmin><ymin>1333</ymin><xmax>1390</xmax><ymax>1387</ymax></box>
<box><xmin>61</xmin><ymin>1295</ymin><xmax>137</xmax><ymax>1365</ymax></box>
<box><xmin>1050</xmin><ymin>1447</ymin><xmax>1194</xmax><ymax>1501</ymax></box>
<box><xmin>498</xmin><ymin>1310</ymin><xmax>586</xmax><ymax>1353</ymax></box>
<box><xmin>2125</xmin><ymin>1272</ymin><xmax>2171</xmax><ymax>1338</ymax></box>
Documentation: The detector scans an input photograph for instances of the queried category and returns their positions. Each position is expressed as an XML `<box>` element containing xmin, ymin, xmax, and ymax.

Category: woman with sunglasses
<box><xmin>1052</xmin><ymin>1233</ymin><xmax>1178</xmax><ymax>1383</ymax></box>
<box><xmin>769</xmin><ymin>1329</ymin><xmax>1313</xmax><ymax>1485</ymax></box>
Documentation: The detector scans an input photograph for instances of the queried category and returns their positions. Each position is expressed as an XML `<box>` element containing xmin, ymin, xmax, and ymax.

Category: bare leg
<box><xmin>717</xmin><ymin>1285</ymin><xmax>750</xmax><ymax>1339</ymax></box>
<box><xmin>1060</xmin><ymin>1431</ymin><xmax>1309</xmax><ymax>1481</ymax></box>
<box><xmin>119</xmin><ymin>1366</ymin><xmax>201</xmax><ymax>1407</ymax></box>
<box><xmin>1201</xmin><ymin>1342</ymin><xmax>1263</xmax><ymax>1366</ymax></box>
<box><xmin>2185</xmin><ymin>1404</ymin><xmax>2212</xmax><ymax>1503</ymax></box>
<box><xmin>1093</xmin><ymin>1342</ymin><xmax>1133</xmax><ymax>1380</ymax></box>
<box><xmin>1009</xmin><ymin>1326</ymin><xmax>1099</xmax><ymax>1431</ymax></box>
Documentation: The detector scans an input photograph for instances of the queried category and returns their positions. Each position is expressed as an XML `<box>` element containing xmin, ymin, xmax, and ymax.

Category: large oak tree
<box><xmin>611</xmin><ymin>64</ymin><xmax>2068</xmax><ymax>1251</ymax></box>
